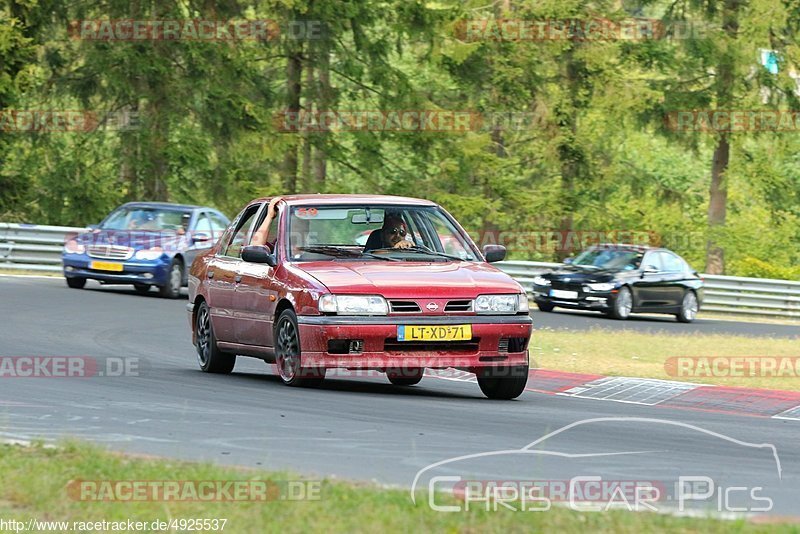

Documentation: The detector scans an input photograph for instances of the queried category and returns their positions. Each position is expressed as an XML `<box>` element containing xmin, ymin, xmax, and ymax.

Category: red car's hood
<box><xmin>296</xmin><ymin>261</ymin><xmax>523</xmax><ymax>298</ymax></box>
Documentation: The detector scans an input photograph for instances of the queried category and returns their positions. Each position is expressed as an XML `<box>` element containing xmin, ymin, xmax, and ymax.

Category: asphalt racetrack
<box><xmin>1</xmin><ymin>276</ymin><xmax>798</xmax><ymax>518</ymax></box>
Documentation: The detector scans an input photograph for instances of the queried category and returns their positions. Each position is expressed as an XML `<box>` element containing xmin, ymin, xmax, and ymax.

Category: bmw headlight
<box><xmin>318</xmin><ymin>295</ymin><xmax>388</xmax><ymax>315</ymax></box>
<box><xmin>586</xmin><ymin>282</ymin><xmax>615</xmax><ymax>292</ymax></box>
<box><xmin>475</xmin><ymin>294</ymin><xmax>523</xmax><ymax>314</ymax></box>
<box><xmin>532</xmin><ymin>275</ymin><xmax>551</xmax><ymax>286</ymax></box>
<box><xmin>134</xmin><ymin>247</ymin><xmax>164</xmax><ymax>260</ymax></box>
<box><xmin>63</xmin><ymin>239</ymin><xmax>85</xmax><ymax>254</ymax></box>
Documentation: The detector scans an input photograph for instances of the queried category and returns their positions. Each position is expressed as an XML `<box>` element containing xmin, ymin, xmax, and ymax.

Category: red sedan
<box><xmin>187</xmin><ymin>195</ymin><xmax>532</xmax><ymax>399</ymax></box>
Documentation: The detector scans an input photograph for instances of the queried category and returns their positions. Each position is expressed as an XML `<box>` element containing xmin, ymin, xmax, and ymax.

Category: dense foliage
<box><xmin>1</xmin><ymin>0</ymin><xmax>798</xmax><ymax>277</ymax></box>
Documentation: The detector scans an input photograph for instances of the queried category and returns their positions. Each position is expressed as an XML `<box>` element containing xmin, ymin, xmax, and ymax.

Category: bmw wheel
<box><xmin>676</xmin><ymin>291</ymin><xmax>698</xmax><ymax>323</ymax></box>
<box><xmin>610</xmin><ymin>286</ymin><xmax>632</xmax><ymax>320</ymax></box>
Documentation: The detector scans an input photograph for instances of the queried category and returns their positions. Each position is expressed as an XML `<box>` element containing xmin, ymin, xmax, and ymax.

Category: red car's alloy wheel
<box><xmin>195</xmin><ymin>302</ymin><xmax>235</xmax><ymax>374</ymax></box>
<box><xmin>274</xmin><ymin>309</ymin><xmax>325</xmax><ymax>387</ymax></box>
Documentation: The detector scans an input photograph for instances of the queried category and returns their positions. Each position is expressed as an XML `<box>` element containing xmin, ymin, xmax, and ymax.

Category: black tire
<box><xmin>676</xmin><ymin>290</ymin><xmax>699</xmax><ymax>323</ymax></box>
<box><xmin>609</xmin><ymin>286</ymin><xmax>632</xmax><ymax>320</ymax></box>
<box><xmin>536</xmin><ymin>301</ymin><xmax>555</xmax><ymax>312</ymax></box>
<box><xmin>387</xmin><ymin>368</ymin><xmax>424</xmax><ymax>386</ymax></box>
<box><xmin>159</xmin><ymin>259</ymin><xmax>183</xmax><ymax>299</ymax></box>
<box><xmin>477</xmin><ymin>363</ymin><xmax>529</xmax><ymax>400</ymax></box>
<box><xmin>133</xmin><ymin>283</ymin><xmax>151</xmax><ymax>294</ymax></box>
<box><xmin>195</xmin><ymin>301</ymin><xmax>236</xmax><ymax>374</ymax></box>
<box><xmin>66</xmin><ymin>277</ymin><xmax>86</xmax><ymax>289</ymax></box>
<box><xmin>274</xmin><ymin>309</ymin><xmax>325</xmax><ymax>387</ymax></box>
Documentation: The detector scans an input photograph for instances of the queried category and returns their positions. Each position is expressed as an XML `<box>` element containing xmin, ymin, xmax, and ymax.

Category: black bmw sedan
<box><xmin>532</xmin><ymin>244</ymin><xmax>704</xmax><ymax>322</ymax></box>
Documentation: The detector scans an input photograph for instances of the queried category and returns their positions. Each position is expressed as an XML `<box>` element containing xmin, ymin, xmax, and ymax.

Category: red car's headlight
<box><xmin>319</xmin><ymin>295</ymin><xmax>388</xmax><ymax>315</ymax></box>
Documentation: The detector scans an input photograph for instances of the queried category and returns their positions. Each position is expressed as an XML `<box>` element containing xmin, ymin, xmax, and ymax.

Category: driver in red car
<box><xmin>363</xmin><ymin>213</ymin><xmax>414</xmax><ymax>251</ymax></box>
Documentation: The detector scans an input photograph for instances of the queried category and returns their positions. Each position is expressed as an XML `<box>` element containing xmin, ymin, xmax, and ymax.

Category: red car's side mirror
<box><xmin>241</xmin><ymin>245</ymin><xmax>277</xmax><ymax>267</ymax></box>
<box><xmin>483</xmin><ymin>244</ymin><xmax>506</xmax><ymax>263</ymax></box>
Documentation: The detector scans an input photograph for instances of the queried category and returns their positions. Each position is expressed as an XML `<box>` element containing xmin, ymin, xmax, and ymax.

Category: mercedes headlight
<box><xmin>63</xmin><ymin>239</ymin><xmax>85</xmax><ymax>254</ymax></box>
<box><xmin>134</xmin><ymin>247</ymin><xmax>164</xmax><ymax>260</ymax></box>
<box><xmin>319</xmin><ymin>295</ymin><xmax>388</xmax><ymax>315</ymax></box>
<box><xmin>586</xmin><ymin>282</ymin><xmax>615</xmax><ymax>292</ymax></box>
<box><xmin>532</xmin><ymin>275</ymin><xmax>551</xmax><ymax>286</ymax></box>
<box><xmin>475</xmin><ymin>294</ymin><xmax>523</xmax><ymax>314</ymax></box>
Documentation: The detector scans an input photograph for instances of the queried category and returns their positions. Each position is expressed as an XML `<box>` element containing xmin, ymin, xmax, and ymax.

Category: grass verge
<box><xmin>532</xmin><ymin>328</ymin><xmax>800</xmax><ymax>391</ymax></box>
<box><xmin>0</xmin><ymin>441</ymin><xmax>780</xmax><ymax>533</ymax></box>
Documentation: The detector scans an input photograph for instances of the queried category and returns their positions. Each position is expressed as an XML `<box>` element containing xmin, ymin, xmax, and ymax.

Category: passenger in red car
<box><xmin>250</xmin><ymin>196</ymin><xmax>282</xmax><ymax>247</ymax></box>
<box><xmin>363</xmin><ymin>214</ymin><xmax>413</xmax><ymax>251</ymax></box>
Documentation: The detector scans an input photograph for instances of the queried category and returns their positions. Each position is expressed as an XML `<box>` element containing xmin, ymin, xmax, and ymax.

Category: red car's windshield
<box><xmin>287</xmin><ymin>205</ymin><xmax>477</xmax><ymax>262</ymax></box>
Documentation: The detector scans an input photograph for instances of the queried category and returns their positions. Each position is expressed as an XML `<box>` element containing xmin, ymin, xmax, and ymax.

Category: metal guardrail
<box><xmin>0</xmin><ymin>223</ymin><xmax>84</xmax><ymax>272</ymax></box>
<box><xmin>497</xmin><ymin>260</ymin><xmax>800</xmax><ymax>319</ymax></box>
<box><xmin>1</xmin><ymin>223</ymin><xmax>799</xmax><ymax>318</ymax></box>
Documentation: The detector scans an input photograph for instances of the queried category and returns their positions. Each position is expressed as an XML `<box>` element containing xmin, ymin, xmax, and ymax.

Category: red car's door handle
<box><xmin>207</xmin><ymin>271</ymin><xmax>214</xmax><ymax>279</ymax></box>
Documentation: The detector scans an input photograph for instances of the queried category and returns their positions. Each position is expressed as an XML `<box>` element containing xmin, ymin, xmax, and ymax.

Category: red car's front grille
<box><xmin>444</xmin><ymin>300</ymin><xmax>473</xmax><ymax>312</ymax></box>
<box><xmin>389</xmin><ymin>300</ymin><xmax>421</xmax><ymax>313</ymax></box>
<box><xmin>389</xmin><ymin>299</ymin><xmax>475</xmax><ymax>314</ymax></box>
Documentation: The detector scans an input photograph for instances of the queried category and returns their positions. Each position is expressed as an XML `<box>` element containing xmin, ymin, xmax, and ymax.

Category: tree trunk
<box><xmin>301</xmin><ymin>61</ymin><xmax>313</xmax><ymax>192</ymax></box>
<box><xmin>704</xmin><ymin>0</ymin><xmax>740</xmax><ymax>274</ymax></box>
<box><xmin>556</xmin><ymin>48</ymin><xmax>582</xmax><ymax>260</ymax></box>
<box><xmin>312</xmin><ymin>44</ymin><xmax>331</xmax><ymax>190</ymax></box>
<box><xmin>282</xmin><ymin>34</ymin><xmax>302</xmax><ymax>193</ymax></box>
<box><xmin>706</xmin><ymin>135</ymin><xmax>729</xmax><ymax>274</ymax></box>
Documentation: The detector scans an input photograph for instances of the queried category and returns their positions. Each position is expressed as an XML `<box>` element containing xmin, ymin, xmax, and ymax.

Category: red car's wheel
<box><xmin>387</xmin><ymin>368</ymin><xmax>424</xmax><ymax>386</ymax></box>
<box><xmin>195</xmin><ymin>302</ymin><xmax>236</xmax><ymax>374</ymax></box>
<box><xmin>275</xmin><ymin>309</ymin><xmax>325</xmax><ymax>387</ymax></box>
<box><xmin>477</xmin><ymin>363</ymin><xmax>529</xmax><ymax>400</ymax></box>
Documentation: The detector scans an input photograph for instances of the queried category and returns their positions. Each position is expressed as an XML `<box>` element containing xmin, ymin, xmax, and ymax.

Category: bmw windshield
<box><xmin>571</xmin><ymin>248</ymin><xmax>643</xmax><ymax>271</ymax></box>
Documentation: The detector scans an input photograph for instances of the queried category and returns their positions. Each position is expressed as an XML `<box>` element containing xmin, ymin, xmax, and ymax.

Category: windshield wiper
<box><xmin>299</xmin><ymin>245</ymin><xmax>398</xmax><ymax>261</ymax></box>
<box><xmin>298</xmin><ymin>246</ymin><xmax>358</xmax><ymax>258</ymax></box>
<box><xmin>369</xmin><ymin>245</ymin><xmax>468</xmax><ymax>261</ymax></box>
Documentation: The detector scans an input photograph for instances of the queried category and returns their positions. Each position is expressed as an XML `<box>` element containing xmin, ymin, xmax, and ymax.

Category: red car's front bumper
<box><xmin>296</xmin><ymin>314</ymin><xmax>532</xmax><ymax>370</ymax></box>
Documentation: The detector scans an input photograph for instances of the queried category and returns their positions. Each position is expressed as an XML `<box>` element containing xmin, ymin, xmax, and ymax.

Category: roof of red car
<box><xmin>253</xmin><ymin>194</ymin><xmax>438</xmax><ymax>207</ymax></box>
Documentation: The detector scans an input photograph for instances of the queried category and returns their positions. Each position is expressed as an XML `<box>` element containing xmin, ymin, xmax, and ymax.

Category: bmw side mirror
<box><xmin>483</xmin><ymin>244</ymin><xmax>506</xmax><ymax>263</ymax></box>
<box><xmin>86</xmin><ymin>224</ymin><xmax>100</xmax><ymax>232</ymax></box>
<box><xmin>643</xmin><ymin>265</ymin><xmax>659</xmax><ymax>275</ymax></box>
<box><xmin>563</xmin><ymin>257</ymin><xmax>573</xmax><ymax>264</ymax></box>
<box><xmin>241</xmin><ymin>245</ymin><xmax>277</xmax><ymax>267</ymax></box>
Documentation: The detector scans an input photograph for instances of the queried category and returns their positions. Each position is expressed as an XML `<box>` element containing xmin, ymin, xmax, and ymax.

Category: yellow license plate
<box><xmin>397</xmin><ymin>325</ymin><xmax>472</xmax><ymax>342</ymax></box>
<box><xmin>90</xmin><ymin>261</ymin><xmax>124</xmax><ymax>272</ymax></box>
